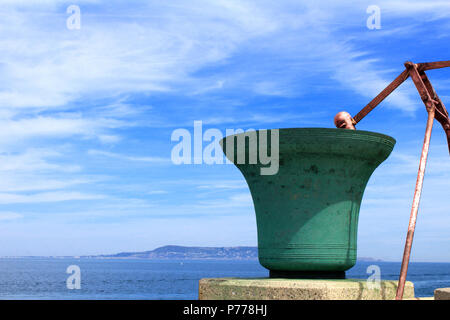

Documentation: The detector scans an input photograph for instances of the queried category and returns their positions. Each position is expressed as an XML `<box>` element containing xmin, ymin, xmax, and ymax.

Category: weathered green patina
<box><xmin>221</xmin><ymin>128</ymin><xmax>395</xmax><ymax>277</ymax></box>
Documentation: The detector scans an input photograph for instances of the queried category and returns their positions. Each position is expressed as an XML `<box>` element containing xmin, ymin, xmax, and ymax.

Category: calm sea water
<box><xmin>0</xmin><ymin>258</ymin><xmax>449</xmax><ymax>299</ymax></box>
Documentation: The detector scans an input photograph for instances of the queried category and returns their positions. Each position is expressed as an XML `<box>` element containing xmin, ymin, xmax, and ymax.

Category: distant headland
<box><xmin>88</xmin><ymin>245</ymin><xmax>259</xmax><ymax>260</ymax></box>
<box><xmin>2</xmin><ymin>245</ymin><xmax>383</xmax><ymax>261</ymax></box>
<box><xmin>84</xmin><ymin>245</ymin><xmax>382</xmax><ymax>261</ymax></box>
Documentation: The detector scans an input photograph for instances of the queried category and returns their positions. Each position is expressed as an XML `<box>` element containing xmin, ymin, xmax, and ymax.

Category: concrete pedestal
<box><xmin>199</xmin><ymin>278</ymin><xmax>415</xmax><ymax>300</ymax></box>
<box><xmin>434</xmin><ymin>288</ymin><xmax>450</xmax><ymax>300</ymax></box>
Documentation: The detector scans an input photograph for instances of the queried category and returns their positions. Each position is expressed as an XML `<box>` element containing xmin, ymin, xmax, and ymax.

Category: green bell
<box><xmin>221</xmin><ymin>128</ymin><xmax>395</xmax><ymax>279</ymax></box>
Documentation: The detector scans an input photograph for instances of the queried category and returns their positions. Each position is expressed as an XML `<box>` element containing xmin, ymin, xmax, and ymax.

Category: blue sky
<box><xmin>0</xmin><ymin>1</ymin><xmax>449</xmax><ymax>261</ymax></box>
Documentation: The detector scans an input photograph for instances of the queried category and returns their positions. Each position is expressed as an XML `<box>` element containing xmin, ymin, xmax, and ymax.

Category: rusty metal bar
<box><xmin>351</xmin><ymin>60</ymin><xmax>450</xmax><ymax>126</ymax></box>
<box><xmin>396</xmin><ymin>62</ymin><xmax>437</xmax><ymax>300</ymax></box>
<box><xmin>396</xmin><ymin>105</ymin><xmax>435</xmax><ymax>300</ymax></box>
<box><xmin>335</xmin><ymin>60</ymin><xmax>450</xmax><ymax>299</ymax></box>
<box><xmin>406</xmin><ymin>62</ymin><xmax>433</xmax><ymax>109</ymax></box>
<box><xmin>417</xmin><ymin>60</ymin><xmax>450</xmax><ymax>72</ymax></box>
<box><xmin>353</xmin><ymin>69</ymin><xmax>410</xmax><ymax>124</ymax></box>
<box><xmin>419</xmin><ymin>71</ymin><xmax>450</xmax><ymax>154</ymax></box>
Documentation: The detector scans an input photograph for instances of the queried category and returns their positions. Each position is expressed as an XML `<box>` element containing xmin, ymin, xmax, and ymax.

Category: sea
<box><xmin>0</xmin><ymin>258</ymin><xmax>449</xmax><ymax>299</ymax></box>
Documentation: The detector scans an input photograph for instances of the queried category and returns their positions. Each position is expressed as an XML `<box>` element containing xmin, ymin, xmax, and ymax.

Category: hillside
<box><xmin>93</xmin><ymin>245</ymin><xmax>258</xmax><ymax>260</ymax></box>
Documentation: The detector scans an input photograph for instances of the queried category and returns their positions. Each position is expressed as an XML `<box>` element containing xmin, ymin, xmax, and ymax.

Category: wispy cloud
<box><xmin>147</xmin><ymin>190</ymin><xmax>168</xmax><ymax>195</ymax></box>
<box><xmin>0</xmin><ymin>212</ymin><xmax>23</xmax><ymax>221</ymax></box>
<box><xmin>0</xmin><ymin>149</ymin><xmax>80</xmax><ymax>172</ymax></box>
<box><xmin>0</xmin><ymin>1</ymin><xmax>448</xmax><ymax>258</ymax></box>
<box><xmin>0</xmin><ymin>191</ymin><xmax>105</xmax><ymax>204</ymax></box>
<box><xmin>196</xmin><ymin>180</ymin><xmax>247</xmax><ymax>190</ymax></box>
<box><xmin>0</xmin><ymin>174</ymin><xmax>98</xmax><ymax>192</ymax></box>
<box><xmin>0</xmin><ymin>0</ymin><xmax>426</xmax><ymax>114</ymax></box>
<box><xmin>87</xmin><ymin>150</ymin><xmax>169</xmax><ymax>163</ymax></box>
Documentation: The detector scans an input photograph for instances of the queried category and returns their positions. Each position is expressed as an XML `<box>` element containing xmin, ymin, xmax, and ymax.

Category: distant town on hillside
<box><xmin>83</xmin><ymin>245</ymin><xmax>382</xmax><ymax>261</ymax></box>
<box><xmin>3</xmin><ymin>245</ymin><xmax>383</xmax><ymax>261</ymax></box>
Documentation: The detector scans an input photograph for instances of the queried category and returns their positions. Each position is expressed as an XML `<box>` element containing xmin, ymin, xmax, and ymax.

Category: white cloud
<box><xmin>0</xmin><ymin>1</ymin><xmax>439</xmax><ymax>131</ymax></box>
<box><xmin>196</xmin><ymin>180</ymin><xmax>247</xmax><ymax>190</ymax></box>
<box><xmin>0</xmin><ymin>212</ymin><xmax>23</xmax><ymax>221</ymax></box>
<box><xmin>0</xmin><ymin>1</ymin><xmax>277</xmax><ymax>110</ymax></box>
<box><xmin>147</xmin><ymin>190</ymin><xmax>168</xmax><ymax>195</ymax></box>
<box><xmin>381</xmin><ymin>1</ymin><xmax>450</xmax><ymax>18</ymax></box>
<box><xmin>0</xmin><ymin>149</ymin><xmax>80</xmax><ymax>172</ymax></box>
<box><xmin>0</xmin><ymin>174</ymin><xmax>97</xmax><ymax>192</ymax></box>
<box><xmin>0</xmin><ymin>116</ymin><xmax>125</xmax><ymax>144</ymax></box>
<box><xmin>87</xmin><ymin>149</ymin><xmax>168</xmax><ymax>163</ymax></box>
<box><xmin>195</xmin><ymin>192</ymin><xmax>253</xmax><ymax>209</ymax></box>
<box><xmin>0</xmin><ymin>191</ymin><xmax>105</xmax><ymax>204</ymax></box>
<box><xmin>98</xmin><ymin>134</ymin><xmax>121</xmax><ymax>144</ymax></box>
<box><xmin>0</xmin><ymin>0</ymin><xmax>448</xmax><ymax>258</ymax></box>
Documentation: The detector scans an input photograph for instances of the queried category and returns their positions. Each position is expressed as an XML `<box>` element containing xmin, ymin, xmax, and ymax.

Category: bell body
<box><xmin>221</xmin><ymin>128</ymin><xmax>395</xmax><ymax>277</ymax></box>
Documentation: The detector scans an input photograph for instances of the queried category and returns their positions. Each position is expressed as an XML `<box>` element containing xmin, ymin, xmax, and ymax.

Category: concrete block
<box><xmin>199</xmin><ymin>278</ymin><xmax>415</xmax><ymax>300</ymax></box>
<box><xmin>434</xmin><ymin>288</ymin><xmax>450</xmax><ymax>300</ymax></box>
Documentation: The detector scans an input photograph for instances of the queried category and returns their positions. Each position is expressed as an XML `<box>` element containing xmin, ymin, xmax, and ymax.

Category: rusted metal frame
<box><xmin>405</xmin><ymin>62</ymin><xmax>436</xmax><ymax>111</ymax></box>
<box><xmin>395</xmin><ymin>63</ymin><xmax>437</xmax><ymax>300</ymax></box>
<box><xmin>419</xmin><ymin>71</ymin><xmax>450</xmax><ymax>154</ymax></box>
<box><xmin>417</xmin><ymin>60</ymin><xmax>450</xmax><ymax>72</ymax></box>
<box><xmin>340</xmin><ymin>61</ymin><xmax>450</xmax><ymax>299</ymax></box>
<box><xmin>352</xmin><ymin>69</ymin><xmax>410</xmax><ymax>124</ymax></box>
<box><xmin>419</xmin><ymin>71</ymin><xmax>449</xmax><ymax>118</ymax></box>
<box><xmin>351</xmin><ymin>60</ymin><xmax>450</xmax><ymax>125</ymax></box>
<box><xmin>396</xmin><ymin>106</ymin><xmax>435</xmax><ymax>300</ymax></box>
